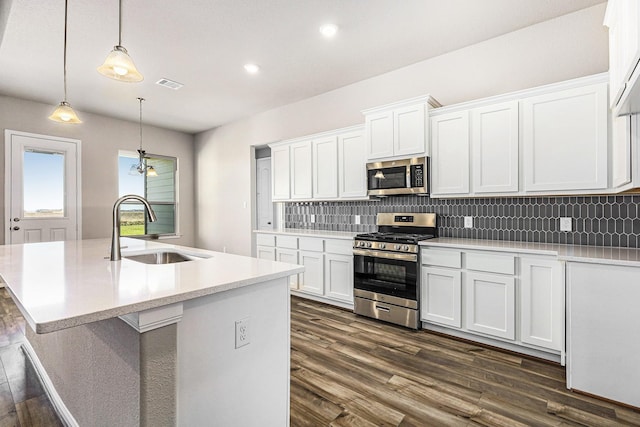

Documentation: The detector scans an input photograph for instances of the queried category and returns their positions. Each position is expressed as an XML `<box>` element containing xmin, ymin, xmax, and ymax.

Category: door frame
<box><xmin>4</xmin><ymin>129</ymin><xmax>83</xmax><ymax>244</ymax></box>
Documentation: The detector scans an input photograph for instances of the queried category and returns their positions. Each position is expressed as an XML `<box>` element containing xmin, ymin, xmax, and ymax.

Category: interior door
<box><xmin>256</xmin><ymin>157</ymin><xmax>274</xmax><ymax>229</ymax></box>
<box><xmin>5</xmin><ymin>130</ymin><xmax>81</xmax><ymax>244</ymax></box>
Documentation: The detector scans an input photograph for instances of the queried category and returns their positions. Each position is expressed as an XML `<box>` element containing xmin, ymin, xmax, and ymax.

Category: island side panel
<box><xmin>176</xmin><ymin>277</ymin><xmax>290</xmax><ymax>427</ymax></box>
<box><xmin>25</xmin><ymin>317</ymin><xmax>141</xmax><ymax>426</ymax></box>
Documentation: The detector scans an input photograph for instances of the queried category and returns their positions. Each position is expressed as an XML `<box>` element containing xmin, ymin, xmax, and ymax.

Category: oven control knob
<box><xmin>402</xmin><ymin>245</ymin><xmax>410</xmax><ymax>251</ymax></box>
<box><xmin>394</xmin><ymin>244</ymin><xmax>400</xmax><ymax>250</ymax></box>
<box><xmin>379</xmin><ymin>243</ymin><xmax>386</xmax><ymax>249</ymax></box>
<box><xmin>366</xmin><ymin>242</ymin><xmax>372</xmax><ymax>248</ymax></box>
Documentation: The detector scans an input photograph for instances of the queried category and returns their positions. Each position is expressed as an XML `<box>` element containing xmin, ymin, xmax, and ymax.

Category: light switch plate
<box><xmin>464</xmin><ymin>216</ymin><xmax>473</xmax><ymax>228</ymax></box>
<box><xmin>560</xmin><ymin>217</ymin><xmax>572</xmax><ymax>232</ymax></box>
<box><xmin>310</xmin><ymin>214</ymin><xmax>315</xmax><ymax>223</ymax></box>
<box><xmin>354</xmin><ymin>215</ymin><xmax>361</xmax><ymax>225</ymax></box>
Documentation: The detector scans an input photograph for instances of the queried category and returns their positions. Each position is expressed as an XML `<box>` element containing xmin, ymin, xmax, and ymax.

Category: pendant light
<box><xmin>97</xmin><ymin>0</ymin><xmax>143</xmax><ymax>82</ymax></box>
<box><xmin>49</xmin><ymin>0</ymin><xmax>82</xmax><ymax>124</ymax></box>
<box><xmin>129</xmin><ymin>98</ymin><xmax>157</xmax><ymax>177</ymax></box>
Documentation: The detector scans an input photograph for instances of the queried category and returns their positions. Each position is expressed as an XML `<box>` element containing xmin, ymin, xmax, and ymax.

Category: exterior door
<box><xmin>5</xmin><ymin>130</ymin><xmax>81</xmax><ymax>244</ymax></box>
<box><xmin>256</xmin><ymin>157</ymin><xmax>274</xmax><ymax>230</ymax></box>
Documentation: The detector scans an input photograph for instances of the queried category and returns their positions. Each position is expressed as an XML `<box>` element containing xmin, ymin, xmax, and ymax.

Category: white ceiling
<box><xmin>0</xmin><ymin>0</ymin><xmax>605</xmax><ymax>134</ymax></box>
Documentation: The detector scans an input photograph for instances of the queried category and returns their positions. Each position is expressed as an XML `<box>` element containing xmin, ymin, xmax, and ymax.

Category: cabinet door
<box><xmin>324</xmin><ymin>253</ymin><xmax>353</xmax><ymax>303</ymax></box>
<box><xmin>612</xmin><ymin>114</ymin><xmax>632</xmax><ymax>188</ymax></box>
<box><xmin>471</xmin><ymin>101</ymin><xmax>519</xmax><ymax>193</ymax></box>
<box><xmin>276</xmin><ymin>248</ymin><xmax>299</xmax><ymax>289</ymax></box>
<box><xmin>299</xmin><ymin>250</ymin><xmax>324</xmax><ymax>296</ymax></box>
<box><xmin>421</xmin><ymin>267</ymin><xmax>461</xmax><ymax>328</ymax></box>
<box><xmin>430</xmin><ymin>111</ymin><xmax>470</xmax><ymax>195</ymax></box>
<box><xmin>365</xmin><ymin>110</ymin><xmax>394</xmax><ymax>160</ymax></box>
<box><xmin>271</xmin><ymin>145</ymin><xmax>290</xmax><ymax>200</ymax></box>
<box><xmin>312</xmin><ymin>136</ymin><xmax>338</xmax><ymax>199</ymax></box>
<box><xmin>465</xmin><ymin>272</ymin><xmax>515</xmax><ymax>340</ymax></box>
<box><xmin>338</xmin><ymin>130</ymin><xmax>367</xmax><ymax>198</ymax></box>
<box><xmin>256</xmin><ymin>245</ymin><xmax>276</xmax><ymax>261</ymax></box>
<box><xmin>290</xmin><ymin>141</ymin><xmax>313</xmax><ymax>199</ymax></box>
<box><xmin>522</xmin><ymin>83</ymin><xmax>608</xmax><ymax>192</ymax></box>
<box><xmin>394</xmin><ymin>103</ymin><xmax>426</xmax><ymax>157</ymax></box>
<box><xmin>520</xmin><ymin>257</ymin><xmax>564</xmax><ymax>351</ymax></box>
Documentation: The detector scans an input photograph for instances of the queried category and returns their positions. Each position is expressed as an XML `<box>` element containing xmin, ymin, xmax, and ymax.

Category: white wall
<box><xmin>0</xmin><ymin>95</ymin><xmax>196</xmax><ymax>246</ymax></box>
<box><xmin>194</xmin><ymin>4</ymin><xmax>609</xmax><ymax>255</ymax></box>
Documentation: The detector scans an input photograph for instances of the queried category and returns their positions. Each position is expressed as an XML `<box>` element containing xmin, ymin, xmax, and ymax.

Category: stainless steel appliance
<box><xmin>366</xmin><ymin>157</ymin><xmax>428</xmax><ymax>196</ymax></box>
<box><xmin>353</xmin><ymin>212</ymin><xmax>437</xmax><ymax>329</ymax></box>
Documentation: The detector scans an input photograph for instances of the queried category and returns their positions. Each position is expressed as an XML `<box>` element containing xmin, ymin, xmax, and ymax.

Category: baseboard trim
<box><xmin>21</xmin><ymin>340</ymin><xmax>79</xmax><ymax>427</ymax></box>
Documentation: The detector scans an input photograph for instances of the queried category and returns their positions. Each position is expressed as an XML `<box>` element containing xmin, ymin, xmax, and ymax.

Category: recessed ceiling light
<box><xmin>244</xmin><ymin>63</ymin><xmax>260</xmax><ymax>74</ymax></box>
<box><xmin>319</xmin><ymin>24</ymin><xmax>338</xmax><ymax>38</ymax></box>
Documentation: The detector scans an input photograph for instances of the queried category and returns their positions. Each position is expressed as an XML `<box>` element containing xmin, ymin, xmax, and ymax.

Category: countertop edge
<box><xmin>253</xmin><ymin>229</ymin><xmax>357</xmax><ymax>240</ymax></box>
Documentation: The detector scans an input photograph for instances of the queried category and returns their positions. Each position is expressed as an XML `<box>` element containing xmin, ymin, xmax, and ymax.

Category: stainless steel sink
<box><xmin>124</xmin><ymin>250</ymin><xmax>208</xmax><ymax>265</ymax></box>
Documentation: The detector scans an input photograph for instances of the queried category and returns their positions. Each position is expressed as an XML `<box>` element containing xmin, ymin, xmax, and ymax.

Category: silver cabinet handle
<box><xmin>12</xmin><ymin>218</ymin><xmax>20</xmax><ymax>222</ymax></box>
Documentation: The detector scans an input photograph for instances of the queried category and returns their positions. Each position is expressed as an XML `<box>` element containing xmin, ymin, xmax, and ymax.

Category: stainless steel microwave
<box><xmin>366</xmin><ymin>157</ymin><xmax>429</xmax><ymax>196</ymax></box>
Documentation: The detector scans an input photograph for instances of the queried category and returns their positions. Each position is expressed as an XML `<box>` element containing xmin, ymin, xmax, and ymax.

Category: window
<box><xmin>118</xmin><ymin>152</ymin><xmax>177</xmax><ymax>237</ymax></box>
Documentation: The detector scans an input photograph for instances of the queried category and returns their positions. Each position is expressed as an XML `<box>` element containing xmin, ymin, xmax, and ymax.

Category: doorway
<box><xmin>4</xmin><ymin>130</ymin><xmax>82</xmax><ymax>244</ymax></box>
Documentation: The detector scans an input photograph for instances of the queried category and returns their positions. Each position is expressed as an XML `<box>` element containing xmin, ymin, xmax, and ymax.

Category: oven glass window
<box><xmin>353</xmin><ymin>255</ymin><xmax>417</xmax><ymax>300</ymax></box>
<box><xmin>367</xmin><ymin>166</ymin><xmax>407</xmax><ymax>190</ymax></box>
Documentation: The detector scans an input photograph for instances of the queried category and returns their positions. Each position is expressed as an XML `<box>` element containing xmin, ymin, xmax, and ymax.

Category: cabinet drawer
<box><xmin>276</xmin><ymin>235</ymin><xmax>298</xmax><ymax>249</ymax></box>
<box><xmin>325</xmin><ymin>239</ymin><xmax>353</xmax><ymax>255</ymax></box>
<box><xmin>466</xmin><ymin>252</ymin><xmax>514</xmax><ymax>275</ymax></box>
<box><xmin>299</xmin><ymin>237</ymin><xmax>324</xmax><ymax>252</ymax></box>
<box><xmin>256</xmin><ymin>234</ymin><xmax>276</xmax><ymax>247</ymax></box>
<box><xmin>421</xmin><ymin>249</ymin><xmax>462</xmax><ymax>268</ymax></box>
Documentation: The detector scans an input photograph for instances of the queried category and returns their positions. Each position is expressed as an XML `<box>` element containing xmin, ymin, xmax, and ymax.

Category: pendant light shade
<box><xmin>98</xmin><ymin>0</ymin><xmax>143</xmax><ymax>82</ymax></box>
<box><xmin>146</xmin><ymin>165</ymin><xmax>158</xmax><ymax>177</ymax></box>
<box><xmin>49</xmin><ymin>101</ymin><xmax>82</xmax><ymax>123</ymax></box>
<box><xmin>49</xmin><ymin>0</ymin><xmax>81</xmax><ymax>124</ymax></box>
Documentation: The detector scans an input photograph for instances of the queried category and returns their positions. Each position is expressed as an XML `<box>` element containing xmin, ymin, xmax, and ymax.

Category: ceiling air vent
<box><xmin>155</xmin><ymin>78</ymin><xmax>184</xmax><ymax>90</ymax></box>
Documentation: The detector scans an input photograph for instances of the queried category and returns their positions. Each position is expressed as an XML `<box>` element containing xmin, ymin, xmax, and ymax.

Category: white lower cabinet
<box><xmin>324</xmin><ymin>253</ymin><xmax>353</xmax><ymax>303</ymax></box>
<box><xmin>465</xmin><ymin>272</ymin><xmax>515</xmax><ymax>340</ymax></box>
<box><xmin>299</xmin><ymin>250</ymin><xmax>324</xmax><ymax>296</ymax></box>
<box><xmin>420</xmin><ymin>267</ymin><xmax>461</xmax><ymax>328</ymax></box>
<box><xmin>520</xmin><ymin>257</ymin><xmax>564</xmax><ymax>351</ymax></box>
<box><xmin>256</xmin><ymin>246</ymin><xmax>276</xmax><ymax>261</ymax></box>
<box><xmin>276</xmin><ymin>248</ymin><xmax>299</xmax><ymax>290</ymax></box>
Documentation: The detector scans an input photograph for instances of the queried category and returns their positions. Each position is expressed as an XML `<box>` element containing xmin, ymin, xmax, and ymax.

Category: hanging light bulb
<box><xmin>374</xmin><ymin>170</ymin><xmax>386</xmax><ymax>179</ymax></box>
<box><xmin>49</xmin><ymin>0</ymin><xmax>82</xmax><ymax>124</ymax></box>
<box><xmin>97</xmin><ymin>0</ymin><xmax>143</xmax><ymax>82</ymax></box>
<box><xmin>130</xmin><ymin>97</ymin><xmax>158</xmax><ymax>177</ymax></box>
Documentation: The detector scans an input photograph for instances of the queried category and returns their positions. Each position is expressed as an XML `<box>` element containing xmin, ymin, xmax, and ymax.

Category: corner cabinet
<box><xmin>421</xmin><ymin>246</ymin><xmax>565</xmax><ymax>362</ymax></box>
<box><xmin>363</xmin><ymin>95</ymin><xmax>441</xmax><ymax>161</ymax></box>
<box><xmin>268</xmin><ymin>125</ymin><xmax>367</xmax><ymax>202</ymax></box>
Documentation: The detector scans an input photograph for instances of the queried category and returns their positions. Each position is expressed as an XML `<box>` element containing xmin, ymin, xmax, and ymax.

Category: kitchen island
<box><xmin>0</xmin><ymin>237</ymin><xmax>303</xmax><ymax>427</ymax></box>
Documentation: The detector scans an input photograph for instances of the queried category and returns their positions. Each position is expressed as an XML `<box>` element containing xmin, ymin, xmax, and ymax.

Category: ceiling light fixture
<box><xmin>48</xmin><ymin>0</ymin><xmax>81</xmax><ymax>124</ymax></box>
<box><xmin>319</xmin><ymin>23</ymin><xmax>339</xmax><ymax>38</ymax></box>
<box><xmin>244</xmin><ymin>63</ymin><xmax>260</xmax><ymax>74</ymax></box>
<box><xmin>129</xmin><ymin>97</ymin><xmax>157</xmax><ymax>177</ymax></box>
<box><xmin>97</xmin><ymin>0</ymin><xmax>143</xmax><ymax>82</ymax></box>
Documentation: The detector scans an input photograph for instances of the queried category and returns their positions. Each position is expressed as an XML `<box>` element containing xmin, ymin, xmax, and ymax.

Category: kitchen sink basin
<box><xmin>124</xmin><ymin>250</ymin><xmax>209</xmax><ymax>265</ymax></box>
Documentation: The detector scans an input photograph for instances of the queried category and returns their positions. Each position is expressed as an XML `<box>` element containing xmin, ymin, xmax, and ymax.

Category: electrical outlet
<box><xmin>235</xmin><ymin>318</ymin><xmax>250</xmax><ymax>349</ymax></box>
<box><xmin>560</xmin><ymin>217</ymin><xmax>572</xmax><ymax>232</ymax></box>
<box><xmin>310</xmin><ymin>214</ymin><xmax>316</xmax><ymax>223</ymax></box>
<box><xmin>354</xmin><ymin>215</ymin><xmax>361</xmax><ymax>225</ymax></box>
<box><xmin>464</xmin><ymin>216</ymin><xmax>473</xmax><ymax>228</ymax></box>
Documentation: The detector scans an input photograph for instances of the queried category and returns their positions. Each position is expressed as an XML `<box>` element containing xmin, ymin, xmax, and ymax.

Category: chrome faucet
<box><xmin>110</xmin><ymin>195</ymin><xmax>158</xmax><ymax>261</ymax></box>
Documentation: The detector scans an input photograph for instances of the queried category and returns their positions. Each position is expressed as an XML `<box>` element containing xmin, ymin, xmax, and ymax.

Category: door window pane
<box><xmin>23</xmin><ymin>151</ymin><xmax>65</xmax><ymax>218</ymax></box>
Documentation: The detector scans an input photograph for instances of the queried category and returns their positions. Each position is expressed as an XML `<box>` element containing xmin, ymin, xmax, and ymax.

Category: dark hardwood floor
<box><xmin>291</xmin><ymin>296</ymin><xmax>640</xmax><ymax>427</ymax></box>
<box><xmin>0</xmin><ymin>289</ymin><xmax>62</xmax><ymax>427</ymax></box>
<box><xmin>2</xmin><ymin>287</ymin><xmax>640</xmax><ymax>426</ymax></box>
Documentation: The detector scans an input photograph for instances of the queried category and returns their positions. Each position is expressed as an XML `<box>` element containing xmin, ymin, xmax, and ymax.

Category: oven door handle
<box><xmin>353</xmin><ymin>249</ymin><xmax>417</xmax><ymax>262</ymax></box>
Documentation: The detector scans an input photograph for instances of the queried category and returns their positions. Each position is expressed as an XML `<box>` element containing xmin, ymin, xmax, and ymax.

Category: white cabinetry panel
<box><xmin>431</xmin><ymin>111</ymin><xmax>470</xmax><ymax>195</ymax></box>
<box><xmin>338</xmin><ymin>130</ymin><xmax>367</xmax><ymax>198</ymax></box>
<box><xmin>522</xmin><ymin>83</ymin><xmax>608</xmax><ymax>192</ymax></box>
<box><xmin>313</xmin><ymin>136</ymin><xmax>338</xmax><ymax>199</ymax></box>
<box><xmin>290</xmin><ymin>141</ymin><xmax>313</xmax><ymax>199</ymax></box>
<box><xmin>276</xmin><ymin>248</ymin><xmax>299</xmax><ymax>290</ymax></box>
<box><xmin>520</xmin><ymin>257</ymin><xmax>564</xmax><ymax>351</ymax></box>
<box><xmin>256</xmin><ymin>246</ymin><xmax>276</xmax><ymax>261</ymax></box>
<box><xmin>325</xmin><ymin>253</ymin><xmax>353</xmax><ymax>303</ymax></box>
<box><xmin>299</xmin><ymin>250</ymin><xmax>324</xmax><ymax>296</ymax></box>
<box><xmin>421</xmin><ymin>267</ymin><xmax>461</xmax><ymax>328</ymax></box>
<box><xmin>365</xmin><ymin>111</ymin><xmax>394</xmax><ymax>160</ymax></box>
<box><xmin>394</xmin><ymin>103</ymin><xmax>426</xmax><ymax>157</ymax></box>
<box><xmin>271</xmin><ymin>145</ymin><xmax>290</xmax><ymax>200</ymax></box>
<box><xmin>471</xmin><ymin>101</ymin><xmax>519</xmax><ymax>193</ymax></box>
<box><xmin>465</xmin><ymin>272</ymin><xmax>515</xmax><ymax>340</ymax></box>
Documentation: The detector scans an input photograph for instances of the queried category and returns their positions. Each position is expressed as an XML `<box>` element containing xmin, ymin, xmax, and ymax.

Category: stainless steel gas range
<box><xmin>352</xmin><ymin>212</ymin><xmax>437</xmax><ymax>329</ymax></box>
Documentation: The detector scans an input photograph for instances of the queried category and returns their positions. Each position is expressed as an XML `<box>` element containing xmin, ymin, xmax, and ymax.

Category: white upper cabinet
<box><xmin>271</xmin><ymin>145</ymin><xmax>290</xmax><ymax>201</ymax></box>
<box><xmin>363</xmin><ymin>95</ymin><xmax>440</xmax><ymax>161</ymax></box>
<box><xmin>313</xmin><ymin>136</ymin><xmax>338</xmax><ymax>199</ymax></box>
<box><xmin>431</xmin><ymin>111</ymin><xmax>470</xmax><ymax>195</ymax></box>
<box><xmin>522</xmin><ymin>82</ymin><xmax>608</xmax><ymax>192</ymax></box>
<box><xmin>605</xmin><ymin>0</ymin><xmax>640</xmax><ymax>114</ymax></box>
<box><xmin>338</xmin><ymin>129</ymin><xmax>367</xmax><ymax>198</ymax></box>
<box><xmin>289</xmin><ymin>140</ymin><xmax>313</xmax><ymax>199</ymax></box>
<box><xmin>471</xmin><ymin>101</ymin><xmax>519</xmax><ymax>193</ymax></box>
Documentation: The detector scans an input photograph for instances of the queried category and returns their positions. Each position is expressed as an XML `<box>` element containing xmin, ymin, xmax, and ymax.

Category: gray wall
<box><xmin>0</xmin><ymin>95</ymin><xmax>196</xmax><ymax>246</ymax></box>
<box><xmin>194</xmin><ymin>4</ymin><xmax>609</xmax><ymax>256</ymax></box>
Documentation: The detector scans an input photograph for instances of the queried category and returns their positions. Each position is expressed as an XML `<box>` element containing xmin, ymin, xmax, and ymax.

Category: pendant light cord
<box><xmin>63</xmin><ymin>0</ymin><xmax>68</xmax><ymax>101</ymax></box>
<box><xmin>138</xmin><ymin>97</ymin><xmax>144</xmax><ymax>152</ymax></box>
<box><xmin>118</xmin><ymin>0</ymin><xmax>123</xmax><ymax>46</ymax></box>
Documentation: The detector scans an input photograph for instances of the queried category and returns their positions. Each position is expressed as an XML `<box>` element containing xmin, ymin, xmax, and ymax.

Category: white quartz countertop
<box><xmin>420</xmin><ymin>237</ymin><xmax>640</xmax><ymax>267</ymax></box>
<box><xmin>253</xmin><ymin>228</ymin><xmax>358</xmax><ymax>240</ymax></box>
<box><xmin>0</xmin><ymin>238</ymin><xmax>303</xmax><ymax>334</ymax></box>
